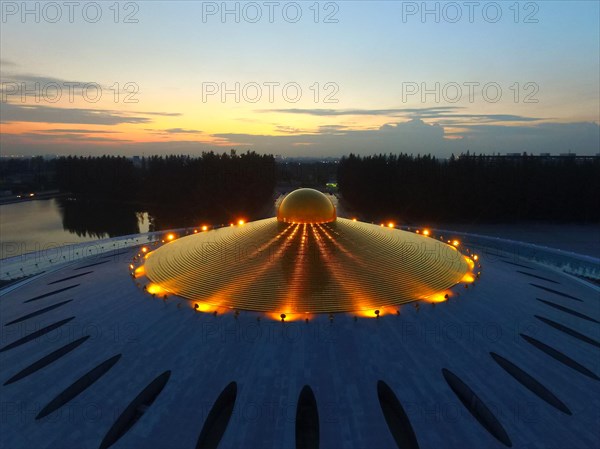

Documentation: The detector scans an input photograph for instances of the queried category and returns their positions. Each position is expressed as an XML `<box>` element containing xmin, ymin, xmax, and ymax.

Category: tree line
<box><xmin>0</xmin><ymin>156</ymin><xmax>56</xmax><ymax>193</ymax></box>
<box><xmin>337</xmin><ymin>153</ymin><xmax>600</xmax><ymax>223</ymax></box>
<box><xmin>5</xmin><ymin>152</ymin><xmax>599</xmax><ymax>226</ymax></box>
<box><xmin>54</xmin><ymin>151</ymin><xmax>277</xmax><ymax>226</ymax></box>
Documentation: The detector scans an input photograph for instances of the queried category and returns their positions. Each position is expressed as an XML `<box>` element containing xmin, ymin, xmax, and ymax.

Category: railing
<box><xmin>0</xmin><ymin>227</ymin><xmax>200</xmax><ymax>282</ymax></box>
<box><xmin>400</xmin><ymin>226</ymin><xmax>600</xmax><ymax>280</ymax></box>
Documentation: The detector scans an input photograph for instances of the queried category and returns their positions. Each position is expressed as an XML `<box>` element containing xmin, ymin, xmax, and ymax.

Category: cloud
<box><xmin>0</xmin><ymin>59</ymin><xmax>17</xmax><ymax>67</ymax></box>
<box><xmin>0</xmin><ymin>73</ymin><xmax>97</xmax><ymax>89</ymax></box>
<box><xmin>433</xmin><ymin>114</ymin><xmax>543</xmax><ymax>122</ymax></box>
<box><xmin>274</xmin><ymin>125</ymin><xmax>310</xmax><ymax>134</ymax></box>
<box><xmin>2</xmin><ymin>131</ymin><xmax>132</xmax><ymax>144</ymax></box>
<box><xmin>143</xmin><ymin>127</ymin><xmax>204</xmax><ymax>136</ymax></box>
<box><xmin>214</xmin><ymin>119</ymin><xmax>451</xmax><ymax>156</ymax></box>
<box><xmin>0</xmin><ymin>73</ymin><xmax>113</xmax><ymax>103</ymax></box>
<box><xmin>260</xmin><ymin>107</ymin><xmax>460</xmax><ymax>117</ymax></box>
<box><xmin>260</xmin><ymin>107</ymin><xmax>543</xmax><ymax>123</ymax></box>
<box><xmin>132</xmin><ymin>111</ymin><xmax>182</xmax><ymax>117</ymax></box>
<box><xmin>0</xmin><ymin>134</ymin><xmax>221</xmax><ymax>156</ymax></box>
<box><xmin>0</xmin><ymin>103</ymin><xmax>152</xmax><ymax>125</ymax></box>
<box><xmin>213</xmin><ymin>119</ymin><xmax>599</xmax><ymax>157</ymax></box>
<box><xmin>2</xmin><ymin>127</ymin><xmax>129</xmax><ymax>146</ymax></box>
<box><xmin>37</xmin><ymin>128</ymin><xmax>120</xmax><ymax>134</ymax></box>
<box><xmin>318</xmin><ymin>124</ymin><xmax>357</xmax><ymax>134</ymax></box>
<box><xmin>3</xmin><ymin>114</ymin><xmax>598</xmax><ymax>157</ymax></box>
<box><xmin>458</xmin><ymin>122</ymin><xmax>600</xmax><ymax>154</ymax></box>
<box><xmin>0</xmin><ymin>70</ymin><xmax>183</xmax><ymax>121</ymax></box>
<box><xmin>163</xmin><ymin>128</ymin><xmax>203</xmax><ymax>134</ymax></box>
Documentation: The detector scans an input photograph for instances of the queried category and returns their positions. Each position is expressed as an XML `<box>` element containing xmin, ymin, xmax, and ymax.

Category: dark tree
<box><xmin>338</xmin><ymin>153</ymin><xmax>600</xmax><ymax>223</ymax></box>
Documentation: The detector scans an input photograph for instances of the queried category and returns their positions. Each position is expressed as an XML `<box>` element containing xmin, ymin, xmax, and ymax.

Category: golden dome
<box><xmin>142</xmin><ymin>218</ymin><xmax>471</xmax><ymax>315</ymax></box>
<box><xmin>277</xmin><ymin>188</ymin><xmax>336</xmax><ymax>224</ymax></box>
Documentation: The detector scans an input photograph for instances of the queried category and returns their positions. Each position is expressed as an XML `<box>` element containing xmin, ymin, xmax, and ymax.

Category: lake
<box><xmin>0</xmin><ymin>198</ymin><xmax>151</xmax><ymax>259</ymax></box>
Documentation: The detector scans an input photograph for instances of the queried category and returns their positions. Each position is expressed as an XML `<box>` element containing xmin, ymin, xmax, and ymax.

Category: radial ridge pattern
<box><xmin>143</xmin><ymin>217</ymin><xmax>469</xmax><ymax>314</ymax></box>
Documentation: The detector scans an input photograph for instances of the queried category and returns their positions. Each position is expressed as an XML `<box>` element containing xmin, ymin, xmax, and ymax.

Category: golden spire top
<box><xmin>277</xmin><ymin>188</ymin><xmax>336</xmax><ymax>224</ymax></box>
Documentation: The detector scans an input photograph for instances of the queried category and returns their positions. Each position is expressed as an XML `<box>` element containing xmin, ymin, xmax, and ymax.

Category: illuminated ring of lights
<box><xmin>141</xmin><ymin>217</ymin><xmax>472</xmax><ymax>316</ymax></box>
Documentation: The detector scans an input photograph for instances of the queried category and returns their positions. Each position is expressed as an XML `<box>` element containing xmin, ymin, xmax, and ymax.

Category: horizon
<box><xmin>1</xmin><ymin>1</ymin><xmax>599</xmax><ymax>157</ymax></box>
<box><xmin>2</xmin><ymin>151</ymin><xmax>600</xmax><ymax>161</ymax></box>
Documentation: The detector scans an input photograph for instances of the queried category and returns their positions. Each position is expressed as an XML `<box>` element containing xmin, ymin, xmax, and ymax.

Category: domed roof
<box><xmin>142</xmin><ymin>217</ymin><xmax>470</xmax><ymax>315</ymax></box>
<box><xmin>277</xmin><ymin>188</ymin><xmax>336</xmax><ymax>224</ymax></box>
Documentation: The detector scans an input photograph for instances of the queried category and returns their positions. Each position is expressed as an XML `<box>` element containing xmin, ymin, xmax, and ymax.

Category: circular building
<box><xmin>142</xmin><ymin>189</ymin><xmax>470</xmax><ymax>316</ymax></box>
<box><xmin>0</xmin><ymin>188</ymin><xmax>599</xmax><ymax>449</ymax></box>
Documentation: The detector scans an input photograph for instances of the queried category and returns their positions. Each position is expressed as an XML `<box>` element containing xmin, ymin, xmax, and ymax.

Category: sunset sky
<box><xmin>1</xmin><ymin>1</ymin><xmax>599</xmax><ymax>157</ymax></box>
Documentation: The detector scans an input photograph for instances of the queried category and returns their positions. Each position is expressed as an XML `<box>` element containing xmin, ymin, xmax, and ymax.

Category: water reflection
<box><xmin>57</xmin><ymin>198</ymin><xmax>145</xmax><ymax>238</ymax></box>
<box><xmin>1</xmin><ymin>196</ymin><xmax>278</xmax><ymax>259</ymax></box>
<box><xmin>57</xmin><ymin>198</ymin><xmax>271</xmax><ymax>238</ymax></box>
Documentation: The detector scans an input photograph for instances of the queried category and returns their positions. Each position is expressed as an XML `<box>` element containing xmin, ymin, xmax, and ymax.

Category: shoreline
<box><xmin>0</xmin><ymin>190</ymin><xmax>69</xmax><ymax>205</ymax></box>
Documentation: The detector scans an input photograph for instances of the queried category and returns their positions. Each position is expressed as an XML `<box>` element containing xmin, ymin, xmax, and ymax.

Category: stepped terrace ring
<box><xmin>139</xmin><ymin>189</ymin><xmax>473</xmax><ymax>317</ymax></box>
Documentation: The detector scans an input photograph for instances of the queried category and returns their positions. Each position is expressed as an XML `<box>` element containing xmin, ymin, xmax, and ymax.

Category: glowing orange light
<box><xmin>201</xmin><ymin>225</ymin><xmax>208</xmax><ymax>231</ymax></box>
<box><xmin>141</xmin><ymin>247</ymin><xmax>148</xmax><ymax>253</ymax></box>
<box><xmin>473</xmin><ymin>254</ymin><xmax>479</xmax><ymax>261</ymax></box>
<box><xmin>193</xmin><ymin>230</ymin><xmax>198</xmax><ymax>233</ymax></box>
<box><xmin>146</xmin><ymin>283</ymin><xmax>164</xmax><ymax>295</ymax></box>
<box><xmin>192</xmin><ymin>301</ymin><xmax>218</xmax><ymax>313</ymax></box>
<box><xmin>424</xmin><ymin>292</ymin><xmax>450</xmax><ymax>303</ymax></box>
<box><xmin>464</xmin><ymin>257</ymin><xmax>475</xmax><ymax>270</ymax></box>
<box><xmin>423</xmin><ymin>229</ymin><xmax>430</xmax><ymax>236</ymax></box>
<box><xmin>238</xmin><ymin>219</ymin><xmax>245</xmax><ymax>226</ymax></box>
<box><xmin>355</xmin><ymin>308</ymin><xmax>389</xmax><ymax>318</ymax></box>
<box><xmin>129</xmin><ymin>264</ymin><xmax>134</xmax><ymax>270</ymax></box>
<box><xmin>387</xmin><ymin>222</ymin><xmax>395</xmax><ymax>228</ymax></box>
<box><xmin>265</xmin><ymin>311</ymin><xmax>306</xmax><ymax>322</ymax></box>
<box><xmin>134</xmin><ymin>266</ymin><xmax>145</xmax><ymax>277</ymax></box>
<box><xmin>352</xmin><ymin>218</ymin><xmax>357</xmax><ymax>221</ymax></box>
<box><xmin>167</xmin><ymin>234</ymin><xmax>175</xmax><ymax>241</ymax></box>
<box><xmin>452</xmin><ymin>240</ymin><xmax>459</xmax><ymax>246</ymax></box>
<box><xmin>416</xmin><ymin>230</ymin><xmax>420</xmax><ymax>233</ymax></box>
<box><xmin>462</xmin><ymin>273</ymin><xmax>475</xmax><ymax>283</ymax></box>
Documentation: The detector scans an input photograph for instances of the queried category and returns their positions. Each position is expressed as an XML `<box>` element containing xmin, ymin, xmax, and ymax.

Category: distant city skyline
<box><xmin>1</xmin><ymin>1</ymin><xmax>599</xmax><ymax>156</ymax></box>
